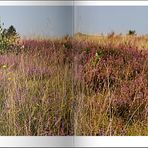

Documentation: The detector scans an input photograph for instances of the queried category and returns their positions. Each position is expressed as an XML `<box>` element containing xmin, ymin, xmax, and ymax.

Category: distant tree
<box><xmin>128</xmin><ymin>30</ymin><xmax>136</xmax><ymax>36</ymax></box>
<box><xmin>0</xmin><ymin>20</ymin><xmax>20</xmax><ymax>53</ymax></box>
<box><xmin>1</xmin><ymin>25</ymin><xmax>19</xmax><ymax>39</ymax></box>
<box><xmin>4</xmin><ymin>25</ymin><xmax>18</xmax><ymax>37</ymax></box>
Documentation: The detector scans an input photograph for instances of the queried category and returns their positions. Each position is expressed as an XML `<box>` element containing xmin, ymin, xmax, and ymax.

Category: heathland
<box><xmin>0</xmin><ymin>27</ymin><xmax>147</xmax><ymax>135</ymax></box>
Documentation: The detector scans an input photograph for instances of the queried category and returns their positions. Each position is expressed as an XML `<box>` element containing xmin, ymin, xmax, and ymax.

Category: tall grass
<box><xmin>0</xmin><ymin>34</ymin><xmax>147</xmax><ymax>135</ymax></box>
<box><xmin>73</xmin><ymin>34</ymin><xmax>148</xmax><ymax>136</ymax></box>
<box><xmin>0</xmin><ymin>37</ymin><xmax>74</xmax><ymax>135</ymax></box>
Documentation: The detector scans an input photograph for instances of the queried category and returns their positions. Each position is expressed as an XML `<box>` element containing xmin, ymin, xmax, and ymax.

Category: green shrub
<box><xmin>0</xmin><ymin>21</ymin><xmax>20</xmax><ymax>54</ymax></box>
<box><xmin>128</xmin><ymin>30</ymin><xmax>136</xmax><ymax>36</ymax></box>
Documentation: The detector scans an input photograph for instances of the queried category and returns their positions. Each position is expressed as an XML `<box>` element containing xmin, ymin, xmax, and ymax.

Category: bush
<box><xmin>128</xmin><ymin>30</ymin><xmax>136</xmax><ymax>36</ymax></box>
<box><xmin>0</xmin><ymin>21</ymin><xmax>20</xmax><ymax>54</ymax></box>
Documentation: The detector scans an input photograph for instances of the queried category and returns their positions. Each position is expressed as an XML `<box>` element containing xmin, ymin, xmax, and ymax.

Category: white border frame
<box><xmin>75</xmin><ymin>1</ymin><xmax>148</xmax><ymax>6</ymax></box>
<box><xmin>0</xmin><ymin>136</ymin><xmax>148</xmax><ymax>147</ymax></box>
<box><xmin>1</xmin><ymin>1</ymin><xmax>148</xmax><ymax>6</ymax></box>
<box><xmin>74</xmin><ymin>136</ymin><xmax>148</xmax><ymax>147</ymax></box>
<box><xmin>0</xmin><ymin>136</ymin><xmax>74</xmax><ymax>147</ymax></box>
<box><xmin>0</xmin><ymin>1</ymin><xmax>74</xmax><ymax>6</ymax></box>
<box><xmin>0</xmin><ymin>1</ymin><xmax>147</xmax><ymax>147</ymax></box>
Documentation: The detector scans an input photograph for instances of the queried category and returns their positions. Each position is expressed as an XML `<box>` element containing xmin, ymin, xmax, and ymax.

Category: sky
<box><xmin>0</xmin><ymin>6</ymin><xmax>73</xmax><ymax>37</ymax></box>
<box><xmin>0</xmin><ymin>6</ymin><xmax>148</xmax><ymax>37</ymax></box>
<box><xmin>75</xmin><ymin>6</ymin><xmax>148</xmax><ymax>35</ymax></box>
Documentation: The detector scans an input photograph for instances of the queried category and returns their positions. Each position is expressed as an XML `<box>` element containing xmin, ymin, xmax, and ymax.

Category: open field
<box><xmin>0</xmin><ymin>38</ymin><xmax>74</xmax><ymax>135</ymax></box>
<box><xmin>0</xmin><ymin>33</ymin><xmax>147</xmax><ymax>135</ymax></box>
<box><xmin>73</xmin><ymin>34</ymin><xmax>148</xmax><ymax>135</ymax></box>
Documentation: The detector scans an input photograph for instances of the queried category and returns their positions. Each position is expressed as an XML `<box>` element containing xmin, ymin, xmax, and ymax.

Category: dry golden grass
<box><xmin>0</xmin><ymin>34</ymin><xmax>147</xmax><ymax>135</ymax></box>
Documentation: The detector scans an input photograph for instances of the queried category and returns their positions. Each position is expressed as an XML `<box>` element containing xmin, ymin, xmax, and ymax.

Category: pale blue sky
<box><xmin>75</xmin><ymin>6</ymin><xmax>148</xmax><ymax>35</ymax></box>
<box><xmin>0</xmin><ymin>6</ymin><xmax>73</xmax><ymax>37</ymax></box>
<box><xmin>0</xmin><ymin>6</ymin><xmax>148</xmax><ymax>37</ymax></box>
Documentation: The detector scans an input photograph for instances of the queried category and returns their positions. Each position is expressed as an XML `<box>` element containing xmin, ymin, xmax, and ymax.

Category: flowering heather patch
<box><xmin>0</xmin><ymin>38</ymin><xmax>74</xmax><ymax>136</ymax></box>
<box><xmin>0</xmin><ymin>34</ymin><xmax>147</xmax><ymax>136</ymax></box>
<box><xmin>72</xmin><ymin>35</ymin><xmax>148</xmax><ymax>135</ymax></box>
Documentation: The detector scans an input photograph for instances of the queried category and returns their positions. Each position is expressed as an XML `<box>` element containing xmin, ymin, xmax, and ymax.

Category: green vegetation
<box><xmin>0</xmin><ymin>23</ymin><xmax>147</xmax><ymax>135</ymax></box>
<box><xmin>0</xmin><ymin>21</ymin><xmax>20</xmax><ymax>54</ymax></box>
<box><xmin>128</xmin><ymin>30</ymin><xmax>136</xmax><ymax>36</ymax></box>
